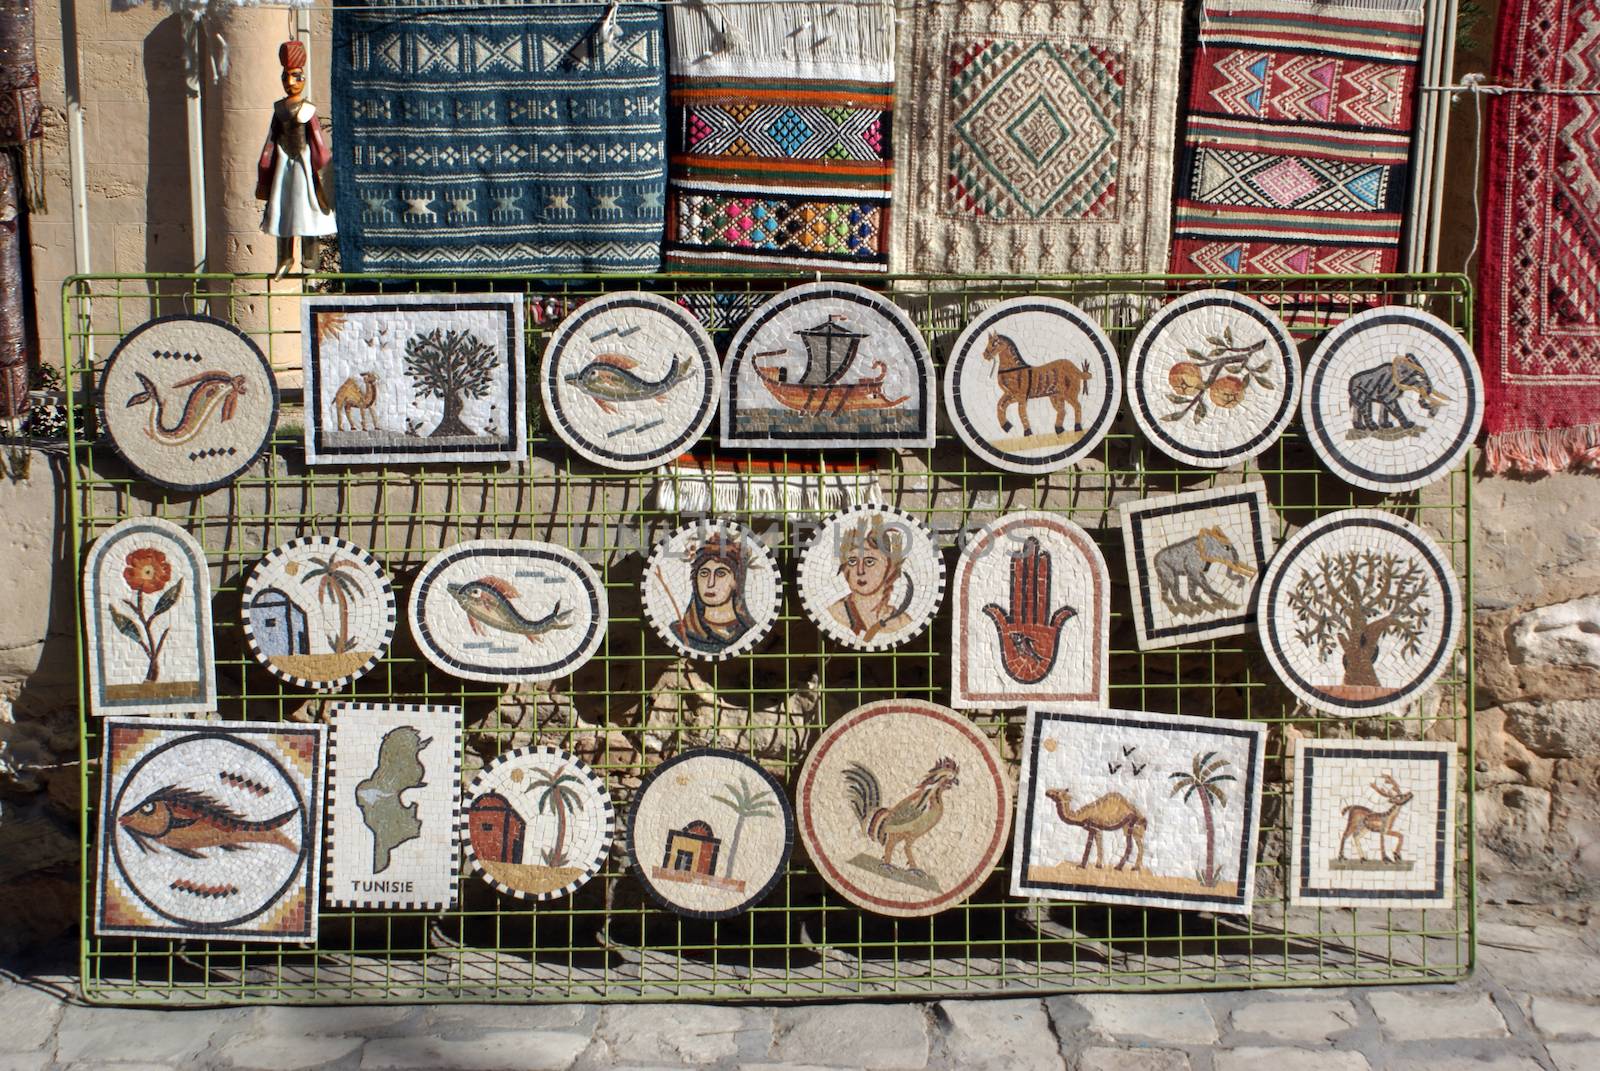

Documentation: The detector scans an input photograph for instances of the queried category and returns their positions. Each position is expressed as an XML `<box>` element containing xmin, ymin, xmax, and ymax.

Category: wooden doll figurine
<box><xmin>256</xmin><ymin>40</ymin><xmax>335</xmax><ymax>278</ymax></box>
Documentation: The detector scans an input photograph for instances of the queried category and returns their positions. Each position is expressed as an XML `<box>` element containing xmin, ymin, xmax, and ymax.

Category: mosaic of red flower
<box><xmin>123</xmin><ymin>548</ymin><xmax>172</xmax><ymax>594</ymax></box>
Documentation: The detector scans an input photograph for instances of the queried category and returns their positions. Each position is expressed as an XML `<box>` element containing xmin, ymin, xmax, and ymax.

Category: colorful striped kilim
<box><xmin>664</xmin><ymin>1</ymin><xmax>893</xmax><ymax>272</ymax></box>
<box><xmin>331</xmin><ymin>0</ymin><xmax>667</xmax><ymax>274</ymax></box>
<box><xmin>1169</xmin><ymin>0</ymin><xmax>1423</xmax><ymax>280</ymax></box>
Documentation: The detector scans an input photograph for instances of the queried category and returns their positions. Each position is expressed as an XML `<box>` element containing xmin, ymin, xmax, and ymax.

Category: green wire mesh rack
<box><xmin>67</xmin><ymin>272</ymin><xmax>1475</xmax><ymax>1004</ymax></box>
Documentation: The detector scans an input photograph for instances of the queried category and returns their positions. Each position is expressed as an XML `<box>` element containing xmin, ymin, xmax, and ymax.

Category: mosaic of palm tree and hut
<box><xmin>462</xmin><ymin>747</ymin><xmax>614</xmax><ymax>902</ymax></box>
<box><xmin>1012</xmin><ymin>707</ymin><xmax>1266</xmax><ymax>914</ymax></box>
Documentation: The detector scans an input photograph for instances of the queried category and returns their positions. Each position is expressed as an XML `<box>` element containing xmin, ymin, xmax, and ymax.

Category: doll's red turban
<box><xmin>279</xmin><ymin>40</ymin><xmax>307</xmax><ymax>70</ymax></box>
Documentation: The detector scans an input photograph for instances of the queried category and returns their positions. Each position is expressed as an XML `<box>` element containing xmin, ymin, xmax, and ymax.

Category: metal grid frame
<box><xmin>67</xmin><ymin>271</ymin><xmax>1476</xmax><ymax>1005</ymax></box>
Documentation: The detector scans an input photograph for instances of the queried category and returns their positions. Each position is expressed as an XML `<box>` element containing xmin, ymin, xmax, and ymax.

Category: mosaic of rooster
<box><xmin>842</xmin><ymin>757</ymin><xmax>960</xmax><ymax>872</ymax></box>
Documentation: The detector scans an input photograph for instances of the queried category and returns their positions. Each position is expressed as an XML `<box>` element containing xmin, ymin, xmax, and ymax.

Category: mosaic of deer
<box><xmin>1337</xmin><ymin>773</ymin><xmax>1413</xmax><ymax>863</ymax></box>
<box><xmin>981</xmin><ymin>332</ymin><xmax>1094</xmax><ymax>437</ymax></box>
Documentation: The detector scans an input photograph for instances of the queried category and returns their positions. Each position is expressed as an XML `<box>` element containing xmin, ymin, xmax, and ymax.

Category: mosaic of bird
<box><xmin>841</xmin><ymin>757</ymin><xmax>960</xmax><ymax>872</ymax></box>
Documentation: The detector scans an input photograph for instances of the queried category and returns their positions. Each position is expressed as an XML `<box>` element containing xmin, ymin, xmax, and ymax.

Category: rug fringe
<box><xmin>670</xmin><ymin>0</ymin><xmax>894</xmax><ymax>75</ymax></box>
<box><xmin>1483</xmin><ymin>424</ymin><xmax>1600</xmax><ymax>475</ymax></box>
<box><xmin>1210</xmin><ymin>0</ymin><xmax>1422</xmax><ymax>16</ymax></box>
<box><xmin>654</xmin><ymin>464</ymin><xmax>884</xmax><ymax>516</ymax></box>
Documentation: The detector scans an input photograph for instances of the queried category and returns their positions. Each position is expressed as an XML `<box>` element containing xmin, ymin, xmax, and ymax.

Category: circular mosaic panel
<box><xmin>99</xmin><ymin>315</ymin><xmax>279</xmax><ymax>492</ymax></box>
<box><xmin>540</xmin><ymin>292</ymin><xmax>720</xmax><ymax>470</ymax></box>
<box><xmin>627</xmin><ymin>748</ymin><xmax>794</xmax><ymax>919</ymax></box>
<box><xmin>642</xmin><ymin>520</ymin><xmax>782</xmax><ymax>662</ymax></box>
<box><xmin>944</xmin><ymin>297</ymin><xmax>1121</xmax><ymax>473</ymax></box>
<box><xmin>408</xmin><ymin>540</ymin><xmax>607</xmax><ymax>684</ymax></box>
<box><xmin>1301</xmin><ymin>307</ymin><xmax>1483</xmax><ymax>492</ymax></box>
<box><xmin>797</xmin><ymin>504</ymin><xmax>945</xmax><ymax>651</ymax></box>
<box><xmin>796</xmin><ymin>699</ymin><xmax>1012</xmax><ymax>917</ymax></box>
<box><xmin>1259</xmin><ymin>509</ymin><xmax>1462</xmax><ymax>718</ymax></box>
<box><xmin>241</xmin><ymin>536</ymin><xmax>395</xmax><ymax>691</ymax></box>
<box><xmin>721</xmin><ymin>283</ymin><xmax>935</xmax><ymax>450</ymax></box>
<box><xmin>462</xmin><ymin>746</ymin><xmax>613</xmax><ymax>902</ymax></box>
<box><xmin>1127</xmin><ymin>290</ymin><xmax>1300</xmax><ymax>468</ymax></box>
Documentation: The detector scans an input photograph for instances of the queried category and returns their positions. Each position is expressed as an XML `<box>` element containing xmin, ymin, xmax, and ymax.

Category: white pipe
<box><xmin>1426</xmin><ymin>0</ymin><xmax>1461</xmax><ymax>274</ymax></box>
<box><xmin>184</xmin><ymin>14</ymin><xmax>207</xmax><ymax>273</ymax></box>
<box><xmin>62</xmin><ymin>0</ymin><xmax>90</xmax><ymax>274</ymax></box>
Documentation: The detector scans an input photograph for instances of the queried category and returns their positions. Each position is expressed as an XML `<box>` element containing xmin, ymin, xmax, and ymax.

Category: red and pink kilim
<box><xmin>1478</xmin><ymin>0</ymin><xmax>1600</xmax><ymax>473</ymax></box>
<box><xmin>1169</xmin><ymin>0</ymin><xmax>1424</xmax><ymax>281</ymax></box>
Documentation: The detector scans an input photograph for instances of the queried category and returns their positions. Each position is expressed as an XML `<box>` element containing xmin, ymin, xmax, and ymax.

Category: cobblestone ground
<box><xmin>1</xmin><ymin>906</ymin><xmax>1593</xmax><ymax>1071</ymax></box>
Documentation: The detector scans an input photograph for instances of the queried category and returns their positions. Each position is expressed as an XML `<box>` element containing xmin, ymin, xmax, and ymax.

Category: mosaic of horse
<box><xmin>981</xmin><ymin>333</ymin><xmax>1094</xmax><ymax>437</ymax></box>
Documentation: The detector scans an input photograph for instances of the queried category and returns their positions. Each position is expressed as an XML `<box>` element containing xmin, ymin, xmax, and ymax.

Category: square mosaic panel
<box><xmin>301</xmin><ymin>293</ymin><xmax>526</xmax><ymax>465</ymax></box>
<box><xmin>95</xmin><ymin>719</ymin><xmax>326</xmax><ymax>943</ymax></box>
<box><xmin>1012</xmin><ymin>706</ymin><xmax>1266</xmax><ymax>914</ymax></box>
<box><xmin>328</xmin><ymin>704</ymin><xmax>463</xmax><ymax>910</ymax></box>
<box><xmin>1290</xmin><ymin>738</ymin><xmax>1457</xmax><ymax>908</ymax></box>
<box><xmin>1119</xmin><ymin>481</ymin><xmax>1275</xmax><ymax>650</ymax></box>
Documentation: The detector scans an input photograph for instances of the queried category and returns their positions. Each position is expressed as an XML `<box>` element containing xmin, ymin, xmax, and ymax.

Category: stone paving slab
<box><xmin>0</xmin><ymin>906</ymin><xmax>1589</xmax><ymax>1071</ymax></box>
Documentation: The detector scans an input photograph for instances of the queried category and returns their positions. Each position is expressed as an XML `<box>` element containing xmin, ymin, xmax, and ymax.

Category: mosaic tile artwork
<box><xmin>1119</xmin><ymin>482</ymin><xmax>1276</xmax><ymax>651</ymax></box>
<box><xmin>1302</xmin><ymin>307</ymin><xmax>1484</xmax><ymax>492</ymax></box>
<box><xmin>302</xmin><ymin>294</ymin><xmax>526</xmax><ymax>465</ymax></box>
<box><xmin>539</xmin><ymin>292</ymin><xmax>720</xmax><ymax>470</ymax></box>
<box><xmin>462</xmin><ymin>746</ymin><xmax>613</xmax><ymax>901</ymax></box>
<box><xmin>627</xmin><ymin>748</ymin><xmax>794</xmax><ymax>919</ymax></box>
<box><xmin>98</xmin><ymin>315</ymin><xmax>279</xmax><ymax>492</ymax></box>
<box><xmin>1126</xmin><ymin>290</ymin><xmax>1300</xmax><ymax>468</ymax></box>
<box><xmin>720</xmin><ymin>283</ymin><xmax>935</xmax><ymax>450</ymax></box>
<box><xmin>943</xmin><ymin>297</ymin><xmax>1122</xmax><ymax>473</ymax></box>
<box><xmin>1012</xmin><ymin>706</ymin><xmax>1265</xmax><ymax>914</ymax></box>
<box><xmin>797</xmin><ymin>504</ymin><xmax>945</xmax><ymax>651</ymax></box>
<box><xmin>327</xmin><ymin>703</ymin><xmax>463</xmax><ymax>910</ymax></box>
<box><xmin>409</xmin><ymin>540</ymin><xmax>607</xmax><ymax>684</ymax></box>
<box><xmin>643</xmin><ymin>520</ymin><xmax>781</xmax><ymax>662</ymax></box>
<box><xmin>83</xmin><ymin>517</ymin><xmax>215</xmax><ymax>716</ymax></box>
<box><xmin>950</xmin><ymin>511</ymin><xmax>1110</xmax><ymax>709</ymax></box>
<box><xmin>796</xmin><ymin>699</ymin><xmax>1012</xmax><ymax>917</ymax></box>
<box><xmin>241</xmin><ymin>536</ymin><xmax>396</xmax><ymax>691</ymax></box>
<box><xmin>1259</xmin><ymin>510</ymin><xmax>1462</xmax><ymax>718</ymax></box>
<box><xmin>1290</xmin><ymin>738</ymin><xmax>1457</xmax><ymax>909</ymax></box>
<box><xmin>95</xmin><ymin>718</ymin><xmax>326</xmax><ymax>942</ymax></box>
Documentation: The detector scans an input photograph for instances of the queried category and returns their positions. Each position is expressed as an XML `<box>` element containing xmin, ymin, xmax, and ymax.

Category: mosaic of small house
<box><xmin>327</xmin><ymin>704</ymin><xmax>463</xmax><ymax>910</ymax></box>
<box><xmin>95</xmin><ymin>719</ymin><xmax>326</xmax><ymax>943</ymax></box>
<box><xmin>643</xmin><ymin>520</ymin><xmax>781</xmax><ymax>662</ymax></box>
<box><xmin>1291</xmin><ymin>739</ymin><xmax>1457</xmax><ymax>908</ymax></box>
<box><xmin>302</xmin><ymin>294</ymin><xmax>526</xmax><ymax>465</ymax></box>
<box><xmin>98</xmin><ymin>315</ymin><xmax>279</xmax><ymax>493</ymax></box>
<box><xmin>1119</xmin><ymin>482</ymin><xmax>1275</xmax><ymax>651</ymax></box>
<box><xmin>798</xmin><ymin>504</ymin><xmax>945</xmax><ymax>652</ymax></box>
<box><xmin>463</xmin><ymin>747</ymin><xmax>613</xmax><ymax>902</ymax></box>
<box><xmin>950</xmin><ymin>511</ymin><xmax>1109</xmax><ymax>709</ymax></box>
<box><xmin>1012</xmin><ymin>707</ymin><xmax>1265</xmax><ymax>915</ymax></box>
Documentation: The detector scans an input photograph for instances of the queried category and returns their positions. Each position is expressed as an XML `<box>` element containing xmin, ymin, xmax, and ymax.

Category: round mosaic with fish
<box><xmin>797</xmin><ymin>504</ymin><xmax>945</xmax><ymax>652</ymax></box>
<box><xmin>99</xmin><ymin>315</ymin><xmax>279</xmax><ymax>493</ymax></box>
<box><xmin>1301</xmin><ymin>307</ymin><xmax>1483</xmax><ymax>492</ymax></box>
<box><xmin>1126</xmin><ymin>290</ymin><xmax>1300</xmax><ymax>469</ymax></box>
<box><xmin>240</xmin><ymin>536</ymin><xmax>395</xmax><ymax>691</ymax></box>
<box><xmin>539</xmin><ymin>291</ymin><xmax>720</xmax><ymax>471</ymax></box>
<box><xmin>408</xmin><ymin>539</ymin><xmax>607</xmax><ymax>683</ymax></box>
<box><xmin>796</xmin><ymin>699</ymin><xmax>1012</xmax><ymax>918</ymax></box>
<box><xmin>642</xmin><ymin>519</ymin><xmax>782</xmax><ymax>662</ymax></box>
<box><xmin>627</xmin><ymin>748</ymin><xmax>794</xmax><ymax>919</ymax></box>
<box><xmin>944</xmin><ymin>297</ymin><xmax>1121</xmax><ymax>473</ymax></box>
<box><xmin>462</xmin><ymin>746</ymin><xmax>613</xmax><ymax>902</ymax></box>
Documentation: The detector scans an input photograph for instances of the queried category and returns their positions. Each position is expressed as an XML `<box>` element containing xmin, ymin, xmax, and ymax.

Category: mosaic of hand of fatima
<box><xmin>301</xmin><ymin>293</ymin><xmax>526</xmax><ymax>466</ymax></box>
<box><xmin>721</xmin><ymin>282</ymin><xmax>935</xmax><ymax>450</ymax></box>
<box><xmin>408</xmin><ymin>540</ymin><xmax>607</xmax><ymax>684</ymax></box>
<box><xmin>1127</xmin><ymin>290</ymin><xmax>1300</xmax><ymax>468</ymax></box>
<box><xmin>540</xmin><ymin>291</ymin><xmax>720</xmax><ymax>470</ymax></box>
<box><xmin>1259</xmin><ymin>509</ymin><xmax>1462</xmax><ymax>718</ymax></box>
<box><xmin>1012</xmin><ymin>707</ymin><xmax>1266</xmax><ymax>915</ymax></box>
<box><xmin>796</xmin><ymin>700</ymin><xmax>1012</xmax><ymax>918</ymax></box>
<box><xmin>628</xmin><ymin>748</ymin><xmax>794</xmax><ymax>919</ymax></box>
<box><xmin>84</xmin><ymin>517</ymin><xmax>215</xmax><ymax>716</ymax></box>
<box><xmin>1302</xmin><ymin>307</ymin><xmax>1483</xmax><ymax>492</ymax></box>
<box><xmin>462</xmin><ymin>746</ymin><xmax>613</xmax><ymax>902</ymax></box>
<box><xmin>1119</xmin><ymin>482</ymin><xmax>1275</xmax><ymax>651</ymax></box>
<box><xmin>96</xmin><ymin>719</ymin><xmax>326</xmax><ymax>942</ymax></box>
<box><xmin>643</xmin><ymin>519</ymin><xmax>781</xmax><ymax>662</ymax></box>
<box><xmin>950</xmin><ymin>511</ymin><xmax>1110</xmax><ymax>709</ymax></box>
<box><xmin>798</xmin><ymin>504</ymin><xmax>945</xmax><ymax>651</ymax></box>
<box><xmin>241</xmin><ymin>536</ymin><xmax>396</xmax><ymax>691</ymax></box>
<box><xmin>98</xmin><ymin>315</ymin><xmax>279</xmax><ymax>492</ymax></box>
<box><xmin>1290</xmin><ymin>738</ymin><xmax>1457</xmax><ymax>910</ymax></box>
<box><xmin>943</xmin><ymin>297</ymin><xmax>1121</xmax><ymax>473</ymax></box>
<box><xmin>327</xmin><ymin>704</ymin><xmax>463</xmax><ymax>911</ymax></box>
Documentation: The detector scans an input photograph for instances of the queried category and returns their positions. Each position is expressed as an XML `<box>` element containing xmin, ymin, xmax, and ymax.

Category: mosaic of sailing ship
<box><xmin>745</xmin><ymin>315</ymin><xmax>920</xmax><ymax>435</ymax></box>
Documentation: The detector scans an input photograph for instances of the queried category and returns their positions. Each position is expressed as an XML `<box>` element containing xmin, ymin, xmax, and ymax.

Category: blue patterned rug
<box><xmin>332</xmin><ymin>1</ymin><xmax>666</xmax><ymax>273</ymax></box>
